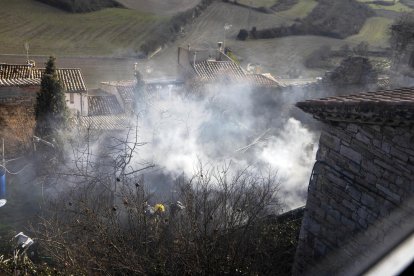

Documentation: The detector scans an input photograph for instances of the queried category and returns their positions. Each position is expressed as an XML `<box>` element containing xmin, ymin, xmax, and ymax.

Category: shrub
<box><xmin>35</xmin><ymin>0</ymin><xmax>123</xmax><ymax>13</ymax></box>
<box><xmin>237</xmin><ymin>29</ymin><xmax>249</xmax><ymax>41</ymax></box>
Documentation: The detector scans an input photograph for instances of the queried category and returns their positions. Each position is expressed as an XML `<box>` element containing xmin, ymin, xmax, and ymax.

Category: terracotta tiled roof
<box><xmin>88</xmin><ymin>95</ymin><xmax>124</xmax><ymax>116</ymax></box>
<box><xmin>0</xmin><ymin>64</ymin><xmax>87</xmax><ymax>93</ymax></box>
<box><xmin>296</xmin><ymin>87</ymin><xmax>414</xmax><ymax>125</ymax></box>
<box><xmin>245</xmin><ymin>74</ymin><xmax>282</xmax><ymax>88</ymax></box>
<box><xmin>74</xmin><ymin>115</ymin><xmax>131</xmax><ymax>130</ymax></box>
<box><xmin>101</xmin><ymin>80</ymin><xmax>135</xmax><ymax>104</ymax></box>
<box><xmin>192</xmin><ymin>60</ymin><xmax>283</xmax><ymax>88</ymax></box>
<box><xmin>117</xmin><ymin>85</ymin><xmax>135</xmax><ymax>104</ymax></box>
<box><xmin>0</xmin><ymin>64</ymin><xmax>36</xmax><ymax>79</ymax></box>
<box><xmin>194</xmin><ymin>60</ymin><xmax>245</xmax><ymax>82</ymax></box>
<box><xmin>0</xmin><ymin>78</ymin><xmax>39</xmax><ymax>87</ymax></box>
<box><xmin>37</xmin><ymin>68</ymin><xmax>87</xmax><ymax>93</ymax></box>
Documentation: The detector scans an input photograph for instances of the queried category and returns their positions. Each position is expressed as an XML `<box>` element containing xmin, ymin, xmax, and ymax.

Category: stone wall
<box><xmin>0</xmin><ymin>102</ymin><xmax>35</xmax><ymax>157</ymax></box>
<box><xmin>294</xmin><ymin>122</ymin><xmax>414</xmax><ymax>274</ymax></box>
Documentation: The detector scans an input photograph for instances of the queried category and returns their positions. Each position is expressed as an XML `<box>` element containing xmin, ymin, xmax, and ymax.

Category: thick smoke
<box><xmin>130</xmin><ymin>82</ymin><xmax>317</xmax><ymax>210</ymax></box>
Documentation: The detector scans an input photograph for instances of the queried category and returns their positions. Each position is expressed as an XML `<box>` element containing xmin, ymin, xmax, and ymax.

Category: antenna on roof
<box><xmin>24</xmin><ymin>42</ymin><xmax>30</xmax><ymax>63</ymax></box>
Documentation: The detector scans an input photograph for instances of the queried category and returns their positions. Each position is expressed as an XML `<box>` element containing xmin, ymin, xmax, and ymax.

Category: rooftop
<box><xmin>0</xmin><ymin>64</ymin><xmax>87</xmax><ymax>93</ymax></box>
<box><xmin>245</xmin><ymin>74</ymin><xmax>283</xmax><ymax>88</ymax></box>
<box><xmin>101</xmin><ymin>79</ymin><xmax>184</xmax><ymax>101</ymax></box>
<box><xmin>73</xmin><ymin>114</ymin><xmax>131</xmax><ymax>130</ymax></box>
<box><xmin>296</xmin><ymin>87</ymin><xmax>414</xmax><ymax>125</ymax></box>
<box><xmin>88</xmin><ymin>95</ymin><xmax>124</xmax><ymax>116</ymax></box>
<box><xmin>194</xmin><ymin>60</ymin><xmax>246</xmax><ymax>82</ymax></box>
<box><xmin>193</xmin><ymin>60</ymin><xmax>281</xmax><ymax>88</ymax></box>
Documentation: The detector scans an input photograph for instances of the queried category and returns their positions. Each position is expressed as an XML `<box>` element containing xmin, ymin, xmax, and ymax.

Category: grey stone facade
<box><xmin>294</xmin><ymin>122</ymin><xmax>414</xmax><ymax>274</ymax></box>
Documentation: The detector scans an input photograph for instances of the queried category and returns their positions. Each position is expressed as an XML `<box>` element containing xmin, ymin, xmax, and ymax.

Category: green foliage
<box><xmin>225</xmin><ymin>49</ymin><xmax>240</xmax><ymax>64</ymax></box>
<box><xmin>391</xmin><ymin>12</ymin><xmax>414</xmax><ymax>54</ymax></box>
<box><xmin>35</xmin><ymin>0</ymin><xmax>122</xmax><ymax>13</ymax></box>
<box><xmin>35</xmin><ymin>56</ymin><xmax>69</xmax><ymax>137</ymax></box>
<box><xmin>252</xmin><ymin>0</ymin><xmax>374</xmax><ymax>40</ymax></box>
<box><xmin>237</xmin><ymin>29</ymin><xmax>249</xmax><ymax>41</ymax></box>
<box><xmin>327</xmin><ymin>56</ymin><xmax>378</xmax><ymax>86</ymax></box>
<box><xmin>305</xmin><ymin>45</ymin><xmax>333</xmax><ymax>68</ymax></box>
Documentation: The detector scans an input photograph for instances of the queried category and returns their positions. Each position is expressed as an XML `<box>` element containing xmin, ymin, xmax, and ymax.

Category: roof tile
<box><xmin>88</xmin><ymin>95</ymin><xmax>124</xmax><ymax>116</ymax></box>
<box><xmin>0</xmin><ymin>64</ymin><xmax>87</xmax><ymax>93</ymax></box>
<box><xmin>296</xmin><ymin>87</ymin><xmax>414</xmax><ymax>125</ymax></box>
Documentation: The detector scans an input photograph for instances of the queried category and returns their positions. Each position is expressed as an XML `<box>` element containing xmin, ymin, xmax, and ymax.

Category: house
<box><xmin>177</xmin><ymin>44</ymin><xmax>282</xmax><ymax>88</ymax></box>
<box><xmin>293</xmin><ymin>87</ymin><xmax>414</xmax><ymax>275</ymax></box>
<box><xmin>0</xmin><ymin>62</ymin><xmax>88</xmax><ymax>115</ymax></box>
<box><xmin>72</xmin><ymin>78</ymin><xmax>184</xmax><ymax>131</ymax></box>
<box><xmin>99</xmin><ymin>78</ymin><xmax>184</xmax><ymax>106</ymax></box>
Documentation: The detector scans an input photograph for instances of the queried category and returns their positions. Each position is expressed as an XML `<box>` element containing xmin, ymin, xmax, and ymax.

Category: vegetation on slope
<box><xmin>346</xmin><ymin>17</ymin><xmax>393</xmax><ymax>47</ymax></box>
<box><xmin>35</xmin><ymin>0</ymin><xmax>123</xmax><ymax>13</ymax></box>
<box><xmin>246</xmin><ymin>0</ymin><xmax>374</xmax><ymax>40</ymax></box>
<box><xmin>0</xmin><ymin>0</ymin><xmax>165</xmax><ymax>56</ymax></box>
<box><xmin>357</xmin><ymin>0</ymin><xmax>412</xmax><ymax>11</ymax></box>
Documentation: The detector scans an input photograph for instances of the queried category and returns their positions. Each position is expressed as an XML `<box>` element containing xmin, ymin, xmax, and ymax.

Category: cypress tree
<box><xmin>35</xmin><ymin>56</ymin><xmax>68</xmax><ymax>137</ymax></box>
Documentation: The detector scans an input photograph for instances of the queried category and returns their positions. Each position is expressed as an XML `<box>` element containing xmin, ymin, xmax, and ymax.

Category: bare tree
<box><xmin>21</xmin><ymin>120</ymin><xmax>300</xmax><ymax>275</ymax></box>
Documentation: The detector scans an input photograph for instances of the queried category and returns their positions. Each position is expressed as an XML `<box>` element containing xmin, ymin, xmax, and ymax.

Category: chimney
<box><xmin>193</xmin><ymin>51</ymin><xmax>197</xmax><ymax>68</ymax></box>
<box><xmin>217</xmin><ymin>42</ymin><xmax>223</xmax><ymax>52</ymax></box>
<box><xmin>27</xmin><ymin>60</ymin><xmax>35</xmax><ymax>79</ymax></box>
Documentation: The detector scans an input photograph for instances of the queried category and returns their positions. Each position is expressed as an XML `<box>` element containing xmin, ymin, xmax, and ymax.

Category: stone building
<box><xmin>293</xmin><ymin>87</ymin><xmax>414</xmax><ymax>274</ymax></box>
<box><xmin>0</xmin><ymin>63</ymin><xmax>88</xmax><ymax>115</ymax></box>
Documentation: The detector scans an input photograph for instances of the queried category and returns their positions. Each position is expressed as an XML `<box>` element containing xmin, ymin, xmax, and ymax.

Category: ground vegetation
<box><xmin>35</xmin><ymin>0</ymin><xmax>123</xmax><ymax>13</ymax></box>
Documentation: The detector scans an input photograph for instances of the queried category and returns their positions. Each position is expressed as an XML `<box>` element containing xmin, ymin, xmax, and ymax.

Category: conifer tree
<box><xmin>35</xmin><ymin>56</ymin><xmax>68</xmax><ymax>137</ymax></box>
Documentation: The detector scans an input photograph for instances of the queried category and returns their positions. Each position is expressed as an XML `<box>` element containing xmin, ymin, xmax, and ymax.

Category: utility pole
<box><xmin>2</xmin><ymin>138</ymin><xmax>4</xmax><ymax>169</ymax></box>
<box><xmin>224</xmin><ymin>23</ymin><xmax>232</xmax><ymax>51</ymax></box>
<box><xmin>0</xmin><ymin>138</ymin><xmax>31</xmax><ymax>207</ymax></box>
<box><xmin>0</xmin><ymin>139</ymin><xmax>6</xmax><ymax>207</ymax></box>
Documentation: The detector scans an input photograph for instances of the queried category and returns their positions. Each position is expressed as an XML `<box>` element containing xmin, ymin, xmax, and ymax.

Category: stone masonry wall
<box><xmin>293</xmin><ymin>122</ymin><xmax>414</xmax><ymax>275</ymax></box>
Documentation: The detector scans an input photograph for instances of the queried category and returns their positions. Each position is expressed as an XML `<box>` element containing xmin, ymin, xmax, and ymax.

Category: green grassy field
<box><xmin>0</xmin><ymin>0</ymin><xmax>167</xmax><ymax>56</ymax></box>
<box><xmin>346</xmin><ymin>17</ymin><xmax>393</xmax><ymax>47</ymax></box>
<box><xmin>117</xmin><ymin>0</ymin><xmax>200</xmax><ymax>15</ymax></box>
<box><xmin>357</xmin><ymin>0</ymin><xmax>412</xmax><ymax>11</ymax></box>
<box><xmin>237</xmin><ymin>0</ymin><xmax>318</xmax><ymax>18</ymax></box>
<box><xmin>238</xmin><ymin>0</ymin><xmax>278</xmax><ymax>8</ymax></box>
<box><xmin>278</xmin><ymin>0</ymin><xmax>318</xmax><ymax>18</ymax></box>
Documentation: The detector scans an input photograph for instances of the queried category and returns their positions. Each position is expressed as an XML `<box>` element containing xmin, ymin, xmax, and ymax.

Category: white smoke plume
<box><xmin>130</xmin><ymin>82</ymin><xmax>318</xmax><ymax>210</ymax></box>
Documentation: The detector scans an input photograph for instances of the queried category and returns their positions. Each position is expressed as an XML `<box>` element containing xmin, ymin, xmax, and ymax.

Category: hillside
<box><xmin>148</xmin><ymin>1</ymin><xmax>372</xmax><ymax>79</ymax></box>
<box><xmin>168</xmin><ymin>0</ymin><xmax>409</xmax><ymax>76</ymax></box>
<box><xmin>0</xmin><ymin>0</ymin><xmax>166</xmax><ymax>56</ymax></box>
<box><xmin>0</xmin><ymin>0</ymin><xmax>411</xmax><ymax>85</ymax></box>
<box><xmin>117</xmin><ymin>0</ymin><xmax>201</xmax><ymax>16</ymax></box>
<box><xmin>35</xmin><ymin>0</ymin><xmax>123</xmax><ymax>13</ymax></box>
